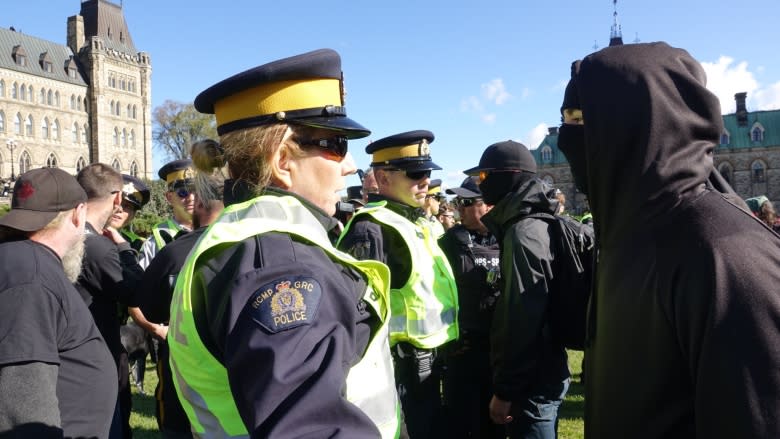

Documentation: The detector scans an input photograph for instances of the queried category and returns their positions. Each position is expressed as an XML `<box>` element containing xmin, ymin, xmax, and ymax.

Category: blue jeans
<box><xmin>506</xmin><ymin>378</ymin><xmax>570</xmax><ymax>439</ymax></box>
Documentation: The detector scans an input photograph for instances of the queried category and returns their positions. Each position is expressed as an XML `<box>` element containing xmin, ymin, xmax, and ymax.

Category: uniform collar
<box><xmin>367</xmin><ymin>194</ymin><xmax>426</xmax><ymax>222</ymax></box>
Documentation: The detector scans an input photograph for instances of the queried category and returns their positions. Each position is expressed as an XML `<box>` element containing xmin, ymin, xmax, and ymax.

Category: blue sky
<box><xmin>6</xmin><ymin>0</ymin><xmax>780</xmax><ymax>191</ymax></box>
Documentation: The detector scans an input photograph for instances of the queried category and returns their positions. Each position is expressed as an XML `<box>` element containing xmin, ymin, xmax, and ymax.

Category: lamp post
<box><xmin>5</xmin><ymin>138</ymin><xmax>17</xmax><ymax>181</ymax></box>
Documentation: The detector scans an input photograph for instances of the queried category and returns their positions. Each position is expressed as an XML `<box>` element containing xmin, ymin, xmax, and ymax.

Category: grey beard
<box><xmin>62</xmin><ymin>235</ymin><xmax>86</xmax><ymax>283</ymax></box>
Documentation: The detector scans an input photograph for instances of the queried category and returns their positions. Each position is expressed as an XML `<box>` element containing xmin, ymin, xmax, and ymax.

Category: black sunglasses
<box><xmin>389</xmin><ymin>169</ymin><xmax>431</xmax><ymax>181</ymax></box>
<box><xmin>458</xmin><ymin>197</ymin><xmax>483</xmax><ymax>207</ymax></box>
<box><xmin>296</xmin><ymin>136</ymin><xmax>349</xmax><ymax>160</ymax></box>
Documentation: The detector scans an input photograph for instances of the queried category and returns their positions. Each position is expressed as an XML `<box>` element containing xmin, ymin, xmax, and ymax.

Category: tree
<box><xmin>153</xmin><ymin>100</ymin><xmax>217</xmax><ymax>160</ymax></box>
<box><xmin>128</xmin><ymin>178</ymin><xmax>169</xmax><ymax>237</ymax></box>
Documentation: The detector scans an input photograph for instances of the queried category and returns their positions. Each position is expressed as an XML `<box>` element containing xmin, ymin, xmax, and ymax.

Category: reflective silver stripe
<box><xmin>390</xmin><ymin>307</ymin><xmax>456</xmax><ymax>337</ymax></box>
<box><xmin>219</xmin><ymin>195</ymin><xmax>330</xmax><ymax>244</ymax></box>
<box><xmin>170</xmin><ymin>352</ymin><xmax>248</xmax><ymax>438</ymax></box>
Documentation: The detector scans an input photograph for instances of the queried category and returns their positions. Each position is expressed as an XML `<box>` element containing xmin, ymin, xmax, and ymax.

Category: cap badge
<box><xmin>419</xmin><ymin>139</ymin><xmax>430</xmax><ymax>157</ymax></box>
<box><xmin>17</xmin><ymin>181</ymin><xmax>34</xmax><ymax>201</ymax></box>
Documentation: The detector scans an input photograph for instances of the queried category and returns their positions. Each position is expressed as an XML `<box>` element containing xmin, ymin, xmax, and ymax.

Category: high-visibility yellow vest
<box><xmin>168</xmin><ymin>195</ymin><xmax>400</xmax><ymax>438</ymax></box>
<box><xmin>339</xmin><ymin>201</ymin><xmax>459</xmax><ymax>349</ymax></box>
<box><xmin>151</xmin><ymin>219</ymin><xmax>185</xmax><ymax>249</ymax></box>
<box><xmin>419</xmin><ymin>216</ymin><xmax>445</xmax><ymax>238</ymax></box>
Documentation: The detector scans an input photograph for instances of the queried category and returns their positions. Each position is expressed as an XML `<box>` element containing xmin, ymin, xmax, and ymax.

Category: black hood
<box><xmin>574</xmin><ymin>42</ymin><xmax>723</xmax><ymax>247</ymax></box>
<box><xmin>481</xmin><ymin>178</ymin><xmax>559</xmax><ymax>239</ymax></box>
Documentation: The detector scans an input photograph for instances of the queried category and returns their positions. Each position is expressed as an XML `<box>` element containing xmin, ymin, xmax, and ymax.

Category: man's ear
<box><xmin>374</xmin><ymin>169</ymin><xmax>390</xmax><ymax>188</ymax></box>
<box><xmin>72</xmin><ymin>203</ymin><xmax>87</xmax><ymax>228</ymax></box>
<box><xmin>270</xmin><ymin>143</ymin><xmax>293</xmax><ymax>189</ymax></box>
<box><xmin>164</xmin><ymin>191</ymin><xmax>173</xmax><ymax>204</ymax></box>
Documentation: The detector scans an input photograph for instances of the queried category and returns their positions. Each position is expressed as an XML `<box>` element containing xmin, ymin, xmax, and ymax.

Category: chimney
<box><xmin>548</xmin><ymin>127</ymin><xmax>559</xmax><ymax>135</ymax></box>
<box><xmin>735</xmin><ymin>92</ymin><xmax>748</xmax><ymax>127</ymax></box>
<box><xmin>67</xmin><ymin>15</ymin><xmax>85</xmax><ymax>54</ymax></box>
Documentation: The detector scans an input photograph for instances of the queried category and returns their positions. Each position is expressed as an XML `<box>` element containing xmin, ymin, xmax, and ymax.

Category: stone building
<box><xmin>530</xmin><ymin>92</ymin><xmax>780</xmax><ymax>215</ymax></box>
<box><xmin>0</xmin><ymin>0</ymin><xmax>152</xmax><ymax>180</ymax></box>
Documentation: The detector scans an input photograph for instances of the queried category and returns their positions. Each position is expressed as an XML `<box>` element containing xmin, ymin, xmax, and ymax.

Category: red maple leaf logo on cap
<box><xmin>16</xmin><ymin>181</ymin><xmax>35</xmax><ymax>201</ymax></box>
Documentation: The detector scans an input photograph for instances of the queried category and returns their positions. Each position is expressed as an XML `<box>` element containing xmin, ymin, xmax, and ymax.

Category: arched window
<box><xmin>113</xmin><ymin>128</ymin><xmax>119</xmax><ymax>146</ymax></box>
<box><xmin>127</xmin><ymin>104</ymin><xmax>132</xmax><ymax>118</ymax></box>
<box><xmin>110</xmin><ymin>101</ymin><xmax>115</xmax><ymax>115</ymax></box>
<box><xmin>541</xmin><ymin>145</ymin><xmax>552</xmax><ymax>162</ymax></box>
<box><xmin>0</xmin><ymin>111</ymin><xmax>5</xmax><ymax>133</ymax></box>
<box><xmin>25</xmin><ymin>115</ymin><xmax>33</xmax><ymax>136</ymax></box>
<box><xmin>41</xmin><ymin>118</ymin><xmax>49</xmax><ymax>139</ymax></box>
<box><xmin>751</xmin><ymin>126</ymin><xmax>764</xmax><ymax>142</ymax></box>
<box><xmin>27</xmin><ymin>85</ymin><xmax>32</xmax><ymax>102</ymax></box>
<box><xmin>14</xmin><ymin>113</ymin><xmax>22</xmax><ymax>135</ymax></box>
<box><xmin>0</xmin><ymin>80</ymin><xmax>4</xmax><ymax>97</ymax></box>
<box><xmin>116</xmin><ymin>101</ymin><xmax>121</xmax><ymax>116</ymax></box>
<box><xmin>130</xmin><ymin>162</ymin><xmax>139</xmax><ymax>177</ymax></box>
<box><xmin>718</xmin><ymin>162</ymin><xmax>734</xmax><ymax>185</ymax></box>
<box><xmin>39</xmin><ymin>88</ymin><xmax>45</xmax><ymax>104</ymax></box>
<box><xmin>111</xmin><ymin>159</ymin><xmax>121</xmax><ymax>171</ymax></box>
<box><xmin>72</xmin><ymin>123</ymin><xmax>79</xmax><ymax>143</ymax></box>
<box><xmin>129</xmin><ymin>130</ymin><xmax>135</xmax><ymax>147</ymax></box>
<box><xmin>70</xmin><ymin>95</ymin><xmax>76</xmax><ymax>110</ymax></box>
<box><xmin>77</xmin><ymin>96</ymin><xmax>83</xmax><ymax>111</ymax></box>
<box><xmin>19</xmin><ymin>151</ymin><xmax>31</xmax><ymax>175</ymax></box>
<box><xmin>751</xmin><ymin>160</ymin><xmax>766</xmax><ymax>183</ymax></box>
<box><xmin>83</xmin><ymin>98</ymin><xmax>88</xmax><ymax>112</ymax></box>
<box><xmin>76</xmin><ymin>156</ymin><xmax>87</xmax><ymax>173</ymax></box>
<box><xmin>121</xmin><ymin>129</ymin><xmax>127</xmax><ymax>147</ymax></box>
<box><xmin>54</xmin><ymin>91</ymin><xmax>60</xmax><ymax>107</ymax></box>
<box><xmin>11</xmin><ymin>82</ymin><xmax>18</xmax><ymax>99</ymax></box>
<box><xmin>19</xmin><ymin>83</ymin><xmax>25</xmax><ymax>101</ymax></box>
<box><xmin>82</xmin><ymin>124</ymin><xmax>88</xmax><ymax>144</ymax></box>
<box><xmin>720</xmin><ymin>131</ymin><xmax>730</xmax><ymax>145</ymax></box>
<box><xmin>46</xmin><ymin>153</ymin><xmax>57</xmax><ymax>168</ymax></box>
<box><xmin>52</xmin><ymin>119</ymin><xmax>59</xmax><ymax>140</ymax></box>
<box><xmin>47</xmin><ymin>90</ymin><xmax>53</xmax><ymax>105</ymax></box>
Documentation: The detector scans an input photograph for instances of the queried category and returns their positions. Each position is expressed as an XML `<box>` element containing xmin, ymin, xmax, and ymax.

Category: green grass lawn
<box><xmin>129</xmin><ymin>352</ymin><xmax>586</xmax><ymax>438</ymax></box>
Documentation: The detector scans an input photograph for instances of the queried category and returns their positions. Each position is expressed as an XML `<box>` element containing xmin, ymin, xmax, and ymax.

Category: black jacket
<box><xmin>574</xmin><ymin>42</ymin><xmax>780</xmax><ymax>438</ymax></box>
<box><xmin>480</xmin><ymin>178</ymin><xmax>569</xmax><ymax>401</ymax></box>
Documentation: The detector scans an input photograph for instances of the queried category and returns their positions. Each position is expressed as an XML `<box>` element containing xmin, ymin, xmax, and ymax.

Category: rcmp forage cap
<box><xmin>446</xmin><ymin>176</ymin><xmax>482</xmax><ymax>198</ymax></box>
<box><xmin>158</xmin><ymin>159</ymin><xmax>194</xmax><ymax>188</ymax></box>
<box><xmin>367</xmin><ymin>130</ymin><xmax>442</xmax><ymax>171</ymax></box>
<box><xmin>194</xmin><ymin>49</ymin><xmax>370</xmax><ymax>139</ymax></box>
<box><xmin>121</xmin><ymin>174</ymin><xmax>150</xmax><ymax>210</ymax></box>
<box><xmin>0</xmin><ymin>168</ymin><xmax>87</xmax><ymax>232</ymax></box>
<box><xmin>464</xmin><ymin>140</ymin><xmax>537</xmax><ymax>175</ymax></box>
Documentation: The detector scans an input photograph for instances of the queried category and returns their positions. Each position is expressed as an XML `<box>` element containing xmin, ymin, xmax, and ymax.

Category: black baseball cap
<box><xmin>194</xmin><ymin>49</ymin><xmax>370</xmax><ymax>139</ymax></box>
<box><xmin>463</xmin><ymin>140</ymin><xmax>537</xmax><ymax>175</ymax></box>
<box><xmin>446</xmin><ymin>176</ymin><xmax>481</xmax><ymax>198</ymax></box>
<box><xmin>0</xmin><ymin>168</ymin><xmax>87</xmax><ymax>232</ymax></box>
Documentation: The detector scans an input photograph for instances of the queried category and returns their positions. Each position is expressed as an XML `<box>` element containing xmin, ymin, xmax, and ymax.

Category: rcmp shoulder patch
<box><xmin>247</xmin><ymin>276</ymin><xmax>322</xmax><ymax>333</ymax></box>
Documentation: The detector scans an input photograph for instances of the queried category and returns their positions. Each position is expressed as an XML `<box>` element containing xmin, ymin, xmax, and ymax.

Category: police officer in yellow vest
<box><xmin>167</xmin><ymin>48</ymin><xmax>400</xmax><ymax>438</ymax></box>
<box><xmin>138</xmin><ymin>160</ymin><xmax>195</xmax><ymax>269</ymax></box>
<box><xmin>338</xmin><ymin>131</ymin><xmax>459</xmax><ymax>439</ymax></box>
<box><xmin>423</xmin><ymin>179</ymin><xmax>446</xmax><ymax>238</ymax></box>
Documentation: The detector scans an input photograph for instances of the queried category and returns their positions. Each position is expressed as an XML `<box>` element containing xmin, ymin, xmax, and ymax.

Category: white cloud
<box><xmin>481</xmin><ymin>78</ymin><xmax>512</xmax><ymax>105</ymax></box>
<box><xmin>520</xmin><ymin>123</ymin><xmax>550</xmax><ymax>150</ymax></box>
<box><xmin>482</xmin><ymin>113</ymin><xmax>497</xmax><ymax>124</ymax></box>
<box><xmin>700</xmin><ymin>57</ymin><xmax>780</xmax><ymax>112</ymax></box>
<box><xmin>460</xmin><ymin>95</ymin><xmax>483</xmax><ymax>113</ymax></box>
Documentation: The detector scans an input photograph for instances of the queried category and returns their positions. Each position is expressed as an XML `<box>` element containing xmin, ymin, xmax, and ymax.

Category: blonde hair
<box><xmin>190</xmin><ymin>139</ymin><xmax>228</xmax><ymax>204</ymax></box>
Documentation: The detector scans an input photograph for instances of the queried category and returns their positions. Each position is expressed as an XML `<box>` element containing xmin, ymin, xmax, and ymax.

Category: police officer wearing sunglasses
<box><xmin>166</xmin><ymin>49</ymin><xmax>400</xmax><ymax>438</ymax></box>
<box><xmin>338</xmin><ymin>130</ymin><xmax>459</xmax><ymax>439</ymax></box>
<box><xmin>138</xmin><ymin>159</ymin><xmax>195</xmax><ymax>269</ymax></box>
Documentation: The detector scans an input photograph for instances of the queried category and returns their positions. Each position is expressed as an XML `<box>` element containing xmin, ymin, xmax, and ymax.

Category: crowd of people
<box><xmin>1</xmin><ymin>41</ymin><xmax>780</xmax><ymax>439</ymax></box>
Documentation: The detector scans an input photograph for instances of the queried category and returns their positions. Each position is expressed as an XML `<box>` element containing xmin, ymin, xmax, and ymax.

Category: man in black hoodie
<box><xmin>558</xmin><ymin>42</ymin><xmax>780</xmax><ymax>438</ymax></box>
<box><xmin>465</xmin><ymin>141</ymin><xmax>570</xmax><ymax>439</ymax></box>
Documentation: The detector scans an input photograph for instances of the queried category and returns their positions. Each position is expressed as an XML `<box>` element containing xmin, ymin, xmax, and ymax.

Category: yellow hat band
<box><xmin>427</xmin><ymin>186</ymin><xmax>442</xmax><ymax>195</ymax></box>
<box><xmin>165</xmin><ymin>168</ymin><xmax>194</xmax><ymax>184</ymax></box>
<box><xmin>372</xmin><ymin>143</ymin><xmax>430</xmax><ymax>164</ymax></box>
<box><xmin>214</xmin><ymin>78</ymin><xmax>342</xmax><ymax>127</ymax></box>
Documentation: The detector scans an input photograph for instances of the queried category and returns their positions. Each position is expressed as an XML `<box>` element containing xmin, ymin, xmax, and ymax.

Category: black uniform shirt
<box><xmin>0</xmin><ymin>239</ymin><xmax>117</xmax><ymax>438</ymax></box>
<box><xmin>188</xmin><ymin>188</ymin><xmax>382</xmax><ymax>438</ymax></box>
<box><xmin>338</xmin><ymin>194</ymin><xmax>426</xmax><ymax>289</ymax></box>
<box><xmin>75</xmin><ymin>222</ymin><xmax>143</xmax><ymax>362</ymax></box>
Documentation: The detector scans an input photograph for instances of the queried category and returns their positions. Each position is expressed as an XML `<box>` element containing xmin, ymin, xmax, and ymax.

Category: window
<box><xmin>72</xmin><ymin>123</ymin><xmax>79</xmax><ymax>143</ymax></box>
<box><xmin>46</xmin><ymin>153</ymin><xmax>57</xmax><ymax>168</ymax></box>
<box><xmin>54</xmin><ymin>92</ymin><xmax>60</xmax><ymax>107</ymax></box>
<box><xmin>121</xmin><ymin>129</ymin><xmax>127</xmax><ymax>147</ymax></box>
<box><xmin>70</xmin><ymin>95</ymin><xmax>76</xmax><ymax>110</ymax></box>
<box><xmin>77</xmin><ymin>96</ymin><xmax>83</xmax><ymax>111</ymax></box>
<box><xmin>39</xmin><ymin>88</ymin><xmax>45</xmax><ymax>104</ymax></box>
<box><xmin>110</xmin><ymin>100</ymin><xmax>115</xmax><ymax>114</ymax></box>
<box><xmin>129</xmin><ymin>130</ymin><xmax>135</xmax><ymax>147</ymax></box>
<box><xmin>24</xmin><ymin>115</ymin><xmax>33</xmax><ymax>137</ymax></box>
<box><xmin>116</xmin><ymin>101</ymin><xmax>121</xmax><ymax>116</ymax></box>
<box><xmin>47</xmin><ymin>90</ymin><xmax>53</xmax><ymax>105</ymax></box>
<box><xmin>111</xmin><ymin>159</ymin><xmax>121</xmax><ymax>171</ymax></box>
<box><xmin>541</xmin><ymin>145</ymin><xmax>552</xmax><ymax>162</ymax></box>
<box><xmin>14</xmin><ymin>113</ymin><xmax>22</xmax><ymax>135</ymax></box>
<box><xmin>43</xmin><ymin>61</ymin><xmax>52</xmax><ymax>73</ymax></box>
<box><xmin>720</xmin><ymin>132</ymin><xmax>730</xmax><ymax>145</ymax></box>
<box><xmin>751</xmin><ymin>126</ymin><xmax>764</xmax><ymax>142</ymax></box>
<box><xmin>0</xmin><ymin>80</ymin><xmax>4</xmax><ymax>97</ymax></box>
<box><xmin>19</xmin><ymin>84</ymin><xmax>25</xmax><ymax>101</ymax></box>
<box><xmin>19</xmin><ymin>151</ymin><xmax>31</xmax><ymax>174</ymax></box>
<box><xmin>41</xmin><ymin>118</ymin><xmax>49</xmax><ymax>139</ymax></box>
<box><xmin>82</xmin><ymin>124</ymin><xmax>88</xmax><ymax>144</ymax></box>
<box><xmin>127</xmin><ymin>104</ymin><xmax>132</xmax><ymax>118</ymax></box>
<box><xmin>113</xmin><ymin>128</ymin><xmax>118</xmax><ymax>146</ymax></box>
<box><xmin>76</xmin><ymin>157</ymin><xmax>86</xmax><ymax>173</ymax></box>
<box><xmin>751</xmin><ymin>160</ymin><xmax>766</xmax><ymax>183</ymax></box>
<box><xmin>11</xmin><ymin>83</ymin><xmax>17</xmax><ymax>99</ymax></box>
<box><xmin>52</xmin><ymin>119</ymin><xmax>59</xmax><ymax>140</ymax></box>
<box><xmin>27</xmin><ymin>85</ymin><xmax>32</xmax><ymax>102</ymax></box>
<box><xmin>68</xmin><ymin>68</ymin><xmax>77</xmax><ymax>79</ymax></box>
<box><xmin>0</xmin><ymin>112</ymin><xmax>4</xmax><ymax>133</ymax></box>
<box><xmin>130</xmin><ymin>162</ymin><xmax>139</xmax><ymax>177</ymax></box>
<box><xmin>132</xmin><ymin>105</ymin><xmax>137</xmax><ymax>119</ymax></box>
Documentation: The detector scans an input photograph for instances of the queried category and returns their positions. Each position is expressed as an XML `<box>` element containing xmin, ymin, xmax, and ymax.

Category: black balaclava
<box><xmin>558</xmin><ymin>60</ymin><xmax>589</xmax><ymax>194</ymax></box>
<box><xmin>480</xmin><ymin>171</ymin><xmax>533</xmax><ymax>205</ymax></box>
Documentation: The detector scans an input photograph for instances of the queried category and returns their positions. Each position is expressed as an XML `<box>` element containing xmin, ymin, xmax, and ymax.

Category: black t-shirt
<box><xmin>0</xmin><ymin>239</ymin><xmax>117</xmax><ymax>438</ymax></box>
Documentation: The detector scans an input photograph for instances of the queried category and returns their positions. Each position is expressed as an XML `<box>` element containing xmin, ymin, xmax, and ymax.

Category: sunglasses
<box><xmin>296</xmin><ymin>136</ymin><xmax>349</xmax><ymax>161</ymax></box>
<box><xmin>458</xmin><ymin>197</ymin><xmax>484</xmax><ymax>207</ymax></box>
<box><xmin>389</xmin><ymin>169</ymin><xmax>431</xmax><ymax>181</ymax></box>
<box><xmin>169</xmin><ymin>185</ymin><xmax>194</xmax><ymax>198</ymax></box>
<box><xmin>425</xmin><ymin>194</ymin><xmax>445</xmax><ymax>200</ymax></box>
<box><xmin>478</xmin><ymin>169</ymin><xmax>522</xmax><ymax>183</ymax></box>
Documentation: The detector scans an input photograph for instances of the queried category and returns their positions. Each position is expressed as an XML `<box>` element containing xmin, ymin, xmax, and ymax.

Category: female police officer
<box><xmin>167</xmin><ymin>49</ymin><xmax>400</xmax><ymax>438</ymax></box>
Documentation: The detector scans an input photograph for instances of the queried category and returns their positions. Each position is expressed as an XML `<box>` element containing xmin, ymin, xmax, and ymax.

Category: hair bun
<box><xmin>191</xmin><ymin>139</ymin><xmax>225</xmax><ymax>172</ymax></box>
